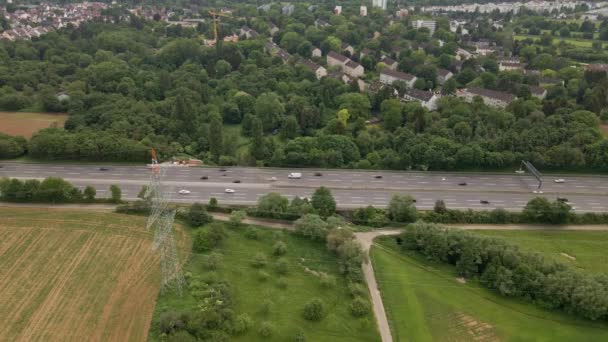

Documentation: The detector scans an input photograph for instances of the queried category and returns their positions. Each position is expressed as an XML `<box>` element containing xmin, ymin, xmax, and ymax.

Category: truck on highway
<box><xmin>288</xmin><ymin>172</ymin><xmax>302</xmax><ymax>179</ymax></box>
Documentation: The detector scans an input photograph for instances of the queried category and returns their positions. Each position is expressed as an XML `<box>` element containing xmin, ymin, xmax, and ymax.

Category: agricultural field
<box><xmin>150</xmin><ymin>223</ymin><xmax>379</xmax><ymax>342</ymax></box>
<box><xmin>0</xmin><ymin>208</ymin><xmax>189</xmax><ymax>341</ymax></box>
<box><xmin>371</xmin><ymin>231</ymin><xmax>608</xmax><ymax>342</ymax></box>
<box><xmin>513</xmin><ymin>34</ymin><xmax>605</xmax><ymax>48</ymax></box>
<box><xmin>0</xmin><ymin>112</ymin><xmax>68</xmax><ymax>138</ymax></box>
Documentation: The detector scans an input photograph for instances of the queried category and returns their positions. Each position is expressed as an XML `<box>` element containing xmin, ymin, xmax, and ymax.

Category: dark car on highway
<box><xmin>557</xmin><ymin>197</ymin><xmax>569</xmax><ymax>203</ymax></box>
<box><xmin>233</xmin><ymin>180</ymin><xmax>241</xmax><ymax>183</ymax></box>
<box><xmin>314</xmin><ymin>172</ymin><xmax>323</xmax><ymax>176</ymax></box>
<box><xmin>374</xmin><ymin>175</ymin><xmax>383</xmax><ymax>179</ymax></box>
<box><xmin>200</xmin><ymin>176</ymin><xmax>208</xmax><ymax>180</ymax></box>
<box><xmin>480</xmin><ymin>200</ymin><xmax>490</xmax><ymax>204</ymax></box>
<box><xmin>458</xmin><ymin>182</ymin><xmax>467</xmax><ymax>186</ymax></box>
<box><xmin>99</xmin><ymin>167</ymin><xmax>110</xmax><ymax>171</ymax></box>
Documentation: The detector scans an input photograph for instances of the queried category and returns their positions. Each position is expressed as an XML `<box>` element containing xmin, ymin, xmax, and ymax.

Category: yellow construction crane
<box><xmin>208</xmin><ymin>10</ymin><xmax>231</xmax><ymax>44</ymax></box>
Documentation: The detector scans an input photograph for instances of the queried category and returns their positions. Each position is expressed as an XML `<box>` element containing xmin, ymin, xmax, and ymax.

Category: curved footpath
<box><xmin>2</xmin><ymin>202</ymin><xmax>608</xmax><ymax>342</ymax></box>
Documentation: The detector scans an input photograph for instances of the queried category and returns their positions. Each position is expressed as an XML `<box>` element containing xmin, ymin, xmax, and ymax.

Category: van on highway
<box><xmin>288</xmin><ymin>172</ymin><xmax>302</xmax><ymax>179</ymax></box>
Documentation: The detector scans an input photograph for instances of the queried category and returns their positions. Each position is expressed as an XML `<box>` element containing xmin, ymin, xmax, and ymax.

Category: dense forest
<box><xmin>0</xmin><ymin>3</ymin><xmax>607</xmax><ymax>171</ymax></box>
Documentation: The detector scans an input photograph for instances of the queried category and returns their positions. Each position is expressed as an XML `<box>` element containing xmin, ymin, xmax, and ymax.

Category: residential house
<box><xmin>328</xmin><ymin>71</ymin><xmax>353</xmax><ymax>84</ymax></box>
<box><xmin>312</xmin><ymin>47</ymin><xmax>322</xmax><ymax>57</ymax></box>
<box><xmin>342</xmin><ymin>42</ymin><xmax>354</xmax><ymax>56</ymax></box>
<box><xmin>472</xmin><ymin>41</ymin><xmax>495</xmax><ymax>56</ymax></box>
<box><xmin>360</xmin><ymin>6</ymin><xmax>368</xmax><ymax>16</ymax></box>
<box><xmin>327</xmin><ymin>51</ymin><xmax>349</xmax><ymax>68</ymax></box>
<box><xmin>499</xmin><ymin>60</ymin><xmax>525</xmax><ymax>71</ymax></box>
<box><xmin>360</xmin><ymin>48</ymin><xmax>372</xmax><ymax>59</ymax></box>
<box><xmin>265</xmin><ymin>41</ymin><xmax>291</xmax><ymax>63</ymax></box>
<box><xmin>396</xmin><ymin>9</ymin><xmax>409</xmax><ymax>18</ymax></box>
<box><xmin>380</xmin><ymin>69</ymin><xmax>417</xmax><ymax>88</ymax></box>
<box><xmin>301</xmin><ymin>59</ymin><xmax>327</xmax><ymax>80</ymax></box>
<box><xmin>529</xmin><ymin>86</ymin><xmax>547</xmax><ymax>100</ymax></box>
<box><xmin>282</xmin><ymin>4</ymin><xmax>294</xmax><ymax>16</ymax></box>
<box><xmin>437</xmin><ymin>69</ymin><xmax>453</xmax><ymax>84</ymax></box>
<box><xmin>456</xmin><ymin>48</ymin><xmax>473</xmax><ymax>60</ymax></box>
<box><xmin>345</xmin><ymin>60</ymin><xmax>364</xmax><ymax>78</ymax></box>
<box><xmin>402</xmin><ymin>89</ymin><xmax>441</xmax><ymax>111</ymax></box>
<box><xmin>239</xmin><ymin>26</ymin><xmax>259</xmax><ymax>39</ymax></box>
<box><xmin>334</xmin><ymin>6</ymin><xmax>342</xmax><ymax>15</ymax></box>
<box><xmin>585</xmin><ymin>64</ymin><xmax>608</xmax><ymax>74</ymax></box>
<box><xmin>391</xmin><ymin>46</ymin><xmax>403</xmax><ymax>58</ymax></box>
<box><xmin>411</xmin><ymin>20</ymin><xmax>436</xmax><ymax>35</ymax></box>
<box><xmin>372</xmin><ymin>0</ymin><xmax>387</xmax><ymax>10</ymax></box>
<box><xmin>315</xmin><ymin>19</ymin><xmax>330</xmax><ymax>28</ymax></box>
<box><xmin>539</xmin><ymin>77</ymin><xmax>564</xmax><ymax>87</ymax></box>
<box><xmin>269</xmin><ymin>22</ymin><xmax>279</xmax><ymax>36</ymax></box>
<box><xmin>457</xmin><ymin>87</ymin><xmax>515</xmax><ymax>108</ymax></box>
<box><xmin>257</xmin><ymin>4</ymin><xmax>271</xmax><ymax>12</ymax></box>
<box><xmin>381</xmin><ymin>56</ymin><xmax>398</xmax><ymax>70</ymax></box>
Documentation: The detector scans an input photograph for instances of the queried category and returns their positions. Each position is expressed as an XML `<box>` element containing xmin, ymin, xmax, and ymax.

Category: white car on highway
<box><xmin>178</xmin><ymin>189</ymin><xmax>191</xmax><ymax>195</ymax></box>
<box><xmin>554</xmin><ymin>179</ymin><xmax>566</xmax><ymax>183</ymax></box>
<box><xmin>225</xmin><ymin>188</ymin><xmax>236</xmax><ymax>193</ymax></box>
<box><xmin>288</xmin><ymin>172</ymin><xmax>302</xmax><ymax>179</ymax></box>
<box><xmin>269</xmin><ymin>177</ymin><xmax>277</xmax><ymax>181</ymax></box>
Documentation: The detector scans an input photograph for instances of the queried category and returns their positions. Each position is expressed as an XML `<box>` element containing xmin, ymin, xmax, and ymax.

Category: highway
<box><xmin>1</xmin><ymin>162</ymin><xmax>607</xmax><ymax>212</ymax></box>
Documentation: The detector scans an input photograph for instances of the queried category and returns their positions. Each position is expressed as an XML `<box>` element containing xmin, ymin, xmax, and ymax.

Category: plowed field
<box><xmin>0</xmin><ymin>208</ymin><xmax>189</xmax><ymax>341</ymax></box>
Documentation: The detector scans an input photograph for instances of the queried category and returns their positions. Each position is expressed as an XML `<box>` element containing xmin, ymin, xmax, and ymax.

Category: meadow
<box><xmin>0</xmin><ymin>208</ymin><xmax>189</xmax><ymax>341</ymax></box>
<box><xmin>150</xmin><ymin>223</ymin><xmax>380</xmax><ymax>341</ymax></box>
<box><xmin>371</xmin><ymin>230</ymin><xmax>608</xmax><ymax>342</ymax></box>
<box><xmin>0</xmin><ymin>111</ymin><xmax>68</xmax><ymax>138</ymax></box>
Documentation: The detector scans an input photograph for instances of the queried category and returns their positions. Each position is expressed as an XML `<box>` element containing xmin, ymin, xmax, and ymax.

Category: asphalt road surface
<box><xmin>1</xmin><ymin>162</ymin><xmax>607</xmax><ymax>212</ymax></box>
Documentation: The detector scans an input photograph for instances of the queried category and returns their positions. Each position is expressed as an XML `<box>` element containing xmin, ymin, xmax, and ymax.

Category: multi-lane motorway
<box><xmin>1</xmin><ymin>162</ymin><xmax>607</xmax><ymax>212</ymax></box>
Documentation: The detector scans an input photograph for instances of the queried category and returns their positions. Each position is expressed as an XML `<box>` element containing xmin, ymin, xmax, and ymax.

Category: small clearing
<box><xmin>456</xmin><ymin>277</ymin><xmax>467</xmax><ymax>284</ymax></box>
<box><xmin>0</xmin><ymin>111</ymin><xmax>68</xmax><ymax>138</ymax></box>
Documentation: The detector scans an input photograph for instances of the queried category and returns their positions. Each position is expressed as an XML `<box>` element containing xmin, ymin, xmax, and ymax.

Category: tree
<box><xmin>381</xmin><ymin>99</ymin><xmax>403</xmax><ymax>131</ymax></box>
<box><xmin>83</xmin><ymin>186</ymin><xmax>96</xmax><ymax>202</ymax></box>
<box><xmin>302</xmin><ymin>298</ymin><xmax>325</xmax><ymax>321</ymax></box>
<box><xmin>209</xmin><ymin>113</ymin><xmax>224</xmax><ymax>161</ymax></box>
<box><xmin>229</xmin><ymin>210</ymin><xmax>246</xmax><ymax>228</ymax></box>
<box><xmin>255</xmin><ymin>93</ymin><xmax>285</xmax><ymax>132</ymax></box>
<box><xmin>295</xmin><ymin>214</ymin><xmax>329</xmax><ymax>240</ymax></box>
<box><xmin>257</xmin><ymin>192</ymin><xmax>289</xmax><ymax>215</ymax></box>
<box><xmin>258</xmin><ymin>322</ymin><xmax>274</xmax><ymax>337</ymax></box>
<box><xmin>186</xmin><ymin>203</ymin><xmax>213</xmax><ymax>227</ymax></box>
<box><xmin>388</xmin><ymin>194</ymin><xmax>418</xmax><ymax>222</ymax></box>
<box><xmin>109</xmin><ymin>185</ymin><xmax>121</xmax><ymax>203</ymax></box>
<box><xmin>434</xmin><ymin>200</ymin><xmax>447</xmax><ymax>213</ymax></box>
<box><xmin>281</xmin><ymin>116</ymin><xmax>299</xmax><ymax>140</ymax></box>
<box><xmin>311</xmin><ymin>187</ymin><xmax>336</xmax><ymax>217</ymax></box>
<box><xmin>273</xmin><ymin>241</ymin><xmax>287</xmax><ymax>256</ymax></box>
<box><xmin>250</xmin><ymin>116</ymin><xmax>267</xmax><ymax>160</ymax></box>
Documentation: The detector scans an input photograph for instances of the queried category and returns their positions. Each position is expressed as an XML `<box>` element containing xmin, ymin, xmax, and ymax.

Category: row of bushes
<box><xmin>0</xmin><ymin>177</ymin><xmax>122</xmax><ymax>203</ymax></box>
<box><xmin>0</xmin><ymin>133</ymin><xmax>27</xmax><ymax>159</ymax></box>
<box><xmin>351</xmin><ymin>197</ymin><xmax>608</xmax><ymax>227</ymax></box>
<box><xmin>400</xmin><ymin>222</ymin><xmax>608</xmax><ymax>321</ymax></box>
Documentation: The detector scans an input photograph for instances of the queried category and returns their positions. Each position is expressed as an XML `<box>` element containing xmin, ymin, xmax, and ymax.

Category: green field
<box><xmin>371</xmin><ymin>231</ymin><xmax>608</xmax><ymax>342</ymax></box>
<box><xmin>150</xmin><ymin>223</ymin><xmax>379</xmax><ymax>341</ymax></box>
<box><xmin>514</xmin><ymin>34</ymin><xmax>606</xmax><ymax>48</ymax></box>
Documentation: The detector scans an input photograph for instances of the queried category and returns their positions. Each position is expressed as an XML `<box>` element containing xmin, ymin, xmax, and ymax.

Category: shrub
<box><xmin>272</xmin><ymin>241</ymin><xmax>287</xmax><ymax>256</ymax></box>
<box><xmin>158</xmin><ymin>311</ymin><xmax>188</xmax><ymax>334</ymax></box>
<box><xmin>185</xmin><ymin>203</ymin><xmax>213</xmax><ymax>227</ymax></box>
<box><xmin>232</xmin><ymin>313</ymin><xmax>252</xmax><ymax>335</ymax></box>
<box><xmin>276</xmin><ymin>277</ymin><xmax>288</xmax><ymax>289</ymax></box>
<box><xmin>192</xmin><ymin>224</ymin><xmax>225</xmax><ymax>252</ymax></box>
<box><xmin>434</xmin><ymin>199</ymin><xmax>447</xmax><ymax>213</ymax></box>
<box><xmin>349</xmin><ymin>297</ymin><xmax>370</xmax><ymax>317</ymax></box>
<box><xmin>302</xmin><ymin>298</ymin><xmax>325</xmax><ymax>321</ymax></box>
<box><xmin>294</xmin><ymin>214</ymin><xmax>329</xmax><ymax>240</ymax></box>
<box><xmin>244</xmin><ymin>227</ymin><xmax>260</xmax><ymax>240</ymax></box>
<box><xmin>319</xmin><ymin>274</ymin><xmax>336</xmax><ymax>289</ymax></box>
<box><xmin>258</xmin><ymin>322</ymin><xmax>274</xmax><ymax>337</ymax></box>
<box><xmin>83</xmin><ymin>186</ymin><xmax>96</xmax><ymax>202</ymax></box>
<box><xmin>109</xmin><ymin>184</ymin><xmax>122</xmax><ymax>203</ymax></box>
<box><xmin>229</xmin><ymin>210</ymin><xmax>246</xmax><ymax>227</ymax></box>
<box><xmin>347</xmin><ymin>282</ymin><xmax>367</xmax><ymax>298</ymax></box>
<box><xmin>251</xmin><ymin>253</ymin><xmax>268</xmax><ymax>268</ymax></box>
<box><xmin>201</xmin><ymin>252</ymin><xmax>222</xmax><ymax>270</ymax></box>
<box><xmin>257</xmin><ymin>270</ymin><xmax>270</xmax><ymax>282</ymax></box>
<box><xmin>259</xmin><ymin>299</ymin><xmax>272</xmax><ymax>315</ymax></box>
<box><xmin>208</xmin><ymin>197</ymin><xmax>218</xmax><ymax>210</ymax></box>
<box><xmin>275</xmin><ymin>259</ymin><xmax>289</xmax><ymax>275</ymax></box>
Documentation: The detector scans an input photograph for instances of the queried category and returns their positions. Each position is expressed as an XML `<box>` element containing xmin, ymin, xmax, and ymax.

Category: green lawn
<box><xmin>371</xmin><ymin>234</ymin><xmax>608</xmax><ymax>342</ymax></box>
<box><xmin>151</xmin><ymin>223</ymin><xmax>379</xmax><ymax>341</ymax></box>
<box><xmin>472</xmin><ymin>230</ymin><xmax>608</xmax><ymax>273</ymax></box>
<box><xmin>514</xmin><ymin>34</ymin><xmax>605</xmax><ymax>48</ymax></box>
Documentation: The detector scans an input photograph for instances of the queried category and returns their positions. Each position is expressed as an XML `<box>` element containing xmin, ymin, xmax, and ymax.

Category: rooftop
<box><xmin>381</xmin><ymin>69</ymin><xmax>416</xmax><ymax>81</ymax></box>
